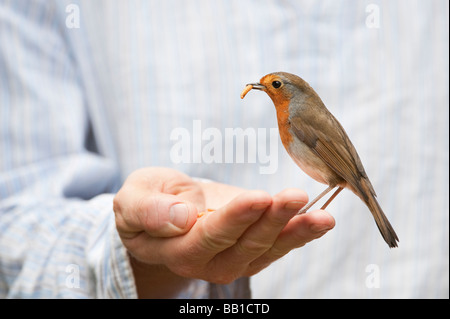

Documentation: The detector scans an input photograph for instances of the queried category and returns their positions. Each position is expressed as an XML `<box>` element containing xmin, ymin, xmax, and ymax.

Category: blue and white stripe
<box><xmin>1</xmin><ymin>0</ymin><xmax>448</xmax><ymax>298</ymax></box>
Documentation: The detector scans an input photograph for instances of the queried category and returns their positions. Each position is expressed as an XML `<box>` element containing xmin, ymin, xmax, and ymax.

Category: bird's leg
<box><xmin>297</xmin><ymin>186</ymin><xmax>334</xmax><ymax>215</ymax></box>
<box><xmin>320</xmin><ymin>187</ymin><xmax>343</xmax><ymax>210</ymax></box>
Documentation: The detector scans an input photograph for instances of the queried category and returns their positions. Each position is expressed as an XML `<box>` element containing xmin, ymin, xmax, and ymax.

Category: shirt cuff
<box><xmin>86</xmin><ymin>194</ymin><xmax>137</xmax><ymax>298</ymax></box>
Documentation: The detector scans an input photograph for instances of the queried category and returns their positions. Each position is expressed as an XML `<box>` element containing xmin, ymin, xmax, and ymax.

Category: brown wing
<box><xmin>289</xmin><ymin>102</ymin><xmax>397</xmax><ymax>247</ymax></box>
<box><xmin>290</xmin><ymin>114</ymin><xmax>373</xmax><ymax>200</ymax></box>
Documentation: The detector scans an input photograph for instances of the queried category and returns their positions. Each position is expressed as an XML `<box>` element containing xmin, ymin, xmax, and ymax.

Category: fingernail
<box><xmin>169</xmin><ymin>203</ymin><xmax>189</xmax><ymax>228</ymax></box>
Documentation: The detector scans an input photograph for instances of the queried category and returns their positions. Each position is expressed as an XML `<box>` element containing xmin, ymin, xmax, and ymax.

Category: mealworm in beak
<box><xmin>240</xmin><ymin>84</ymin><xmax>253</xmax><ymax>99</ymax></box>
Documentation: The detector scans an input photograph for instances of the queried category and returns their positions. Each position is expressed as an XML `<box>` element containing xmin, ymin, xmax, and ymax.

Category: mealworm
<box><xmin>197</xmin><ymin>208</ymin><xmax>215</xmax><ymax>218</ymax></box>
<box><xmin>240</xmin><ymin>84</ymin><xmax>253</xmax><ymax>99</ymax></box>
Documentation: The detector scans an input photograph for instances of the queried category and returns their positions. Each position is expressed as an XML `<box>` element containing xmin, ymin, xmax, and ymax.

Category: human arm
<box><xmin>0</xmin><ymin>0</ymin><xmax>134</xmax><ymax>298</ymax></box>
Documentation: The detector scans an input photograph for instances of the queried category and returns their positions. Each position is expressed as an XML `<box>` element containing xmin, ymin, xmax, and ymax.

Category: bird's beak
<box><xmin>247</xmin><ymin>83</ymin><xmax>265</xmax><ymax>90</ymax></box>
<box><xmin>241</xmin><ymin>82</ymin><xmax>266</xmax><ymax>99</ymax></box>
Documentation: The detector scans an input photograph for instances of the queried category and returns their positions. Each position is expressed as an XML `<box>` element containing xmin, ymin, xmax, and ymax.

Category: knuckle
<box><xmin>268</xmin><ymin>215</ymin><xmax>291</xmax><ymax>228</ymax></box>
<box><xmin>200</xmin><ymin>222</ymin><xmax>237</xmax><ymax>252</ymax></box>
<box><xmin>235</xmin><ymin>237</ymin><xmax>272</xmax><ymax>256</ymax></box>
<box><xmin>268</xmin><ymin>245</ymin><xmax>291</xmax><ymax>259</ymax></box>
<box><xmin>137</xmin><ymin>195</ymin><xmax>161</xmax><ymax>232</ymax></box>
<box><xmin>112</xmin><ymin>192</ymin><xmax>123</xmax><ymax>214</ymax></box>
<box><xmin>291</xmin><ymin>232</ymin><xmax>312</xmax><ymax>248</ymax></box>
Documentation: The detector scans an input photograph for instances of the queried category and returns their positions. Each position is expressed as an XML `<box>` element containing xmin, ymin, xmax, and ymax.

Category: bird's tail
<box><xmin>358</xmin><ymin>180</ymin><xmax>399</xmax><ymax>248</ymax></box>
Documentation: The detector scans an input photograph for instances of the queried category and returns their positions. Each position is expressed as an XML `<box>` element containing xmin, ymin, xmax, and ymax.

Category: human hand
<box><xmin>113</xmin><ymin>167</ymin><xmax>335</xmax><ymax>298</ymax></box>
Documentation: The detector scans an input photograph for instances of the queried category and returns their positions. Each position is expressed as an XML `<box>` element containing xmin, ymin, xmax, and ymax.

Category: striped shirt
<box><xmin>0</xmin><ymin>0</ymin><xmax>448</xmax><ymax>298</ymax></box>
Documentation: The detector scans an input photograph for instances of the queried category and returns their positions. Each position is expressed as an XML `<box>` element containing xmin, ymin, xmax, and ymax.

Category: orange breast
<box><xmin>273</xmin><ymin>99</ymin><xmax>293</xmax><ymax>150</ymax></box>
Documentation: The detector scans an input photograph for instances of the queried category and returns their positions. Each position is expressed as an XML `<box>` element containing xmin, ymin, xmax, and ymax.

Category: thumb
<box><xmin>148</xmin><ymin>195</ymin><xmax>199</xmax><ymax>237</ymax></box>
<box><xmin>114</xmin><ymin>193</ymin><xmax>199</xmax><ymax>239</ymax></box>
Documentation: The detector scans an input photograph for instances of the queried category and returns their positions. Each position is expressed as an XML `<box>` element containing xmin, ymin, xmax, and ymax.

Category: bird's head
<box><xmin>241</xmin><ymin>72</ymin><xmax>316</xmax><ymax>108</ymax></box>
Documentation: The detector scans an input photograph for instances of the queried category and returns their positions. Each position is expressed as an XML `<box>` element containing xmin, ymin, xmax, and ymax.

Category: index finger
<box><xmin>176</xmin><ymin>190</ymin><xmax>272</xmax><ymax>262</ymax></box>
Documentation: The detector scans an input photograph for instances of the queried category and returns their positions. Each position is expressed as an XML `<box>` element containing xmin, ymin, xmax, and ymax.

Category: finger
<box><xmin>175</xmin><ymin>190</ymin><xmax>272</xmax><ymax>263</ymax></box>
<box><xmin>218</xmin><ymin>188</ymin><xmax>308</xmax><ymax>266</ymax></box>
<box><xmin>247</xmin><ymin>210</ymin><xmax>335</xmax><ymax>274</ymax></box>
<box><xmin>114</xmin><ymin>190</ymin><xmax>199</xmax><ymax>238</ymax></box>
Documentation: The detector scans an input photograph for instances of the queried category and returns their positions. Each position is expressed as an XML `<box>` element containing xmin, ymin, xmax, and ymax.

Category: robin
<box><xmin>241</xmin><ymin>72</ymin><xmax>399</xmax><ymax>248</ymax></box>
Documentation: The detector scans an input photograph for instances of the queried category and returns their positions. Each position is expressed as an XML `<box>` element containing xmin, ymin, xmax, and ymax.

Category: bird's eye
<box><xmin>272</xmin><ymin>81</ymin><xmax>282</xmax><ymax>89</ymax></box>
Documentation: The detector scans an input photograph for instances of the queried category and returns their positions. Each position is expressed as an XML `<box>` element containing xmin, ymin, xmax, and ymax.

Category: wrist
<box><xmin>129</xmin><ymin>254</ymin><xmax>192</xmax><ymax>299</ymax></box>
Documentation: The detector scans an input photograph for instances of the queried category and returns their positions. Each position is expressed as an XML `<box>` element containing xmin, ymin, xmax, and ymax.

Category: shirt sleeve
<box><xmin>0</xmin><ymin>0</ymin><xmax>137</xmax><ymax>298</ymax></box>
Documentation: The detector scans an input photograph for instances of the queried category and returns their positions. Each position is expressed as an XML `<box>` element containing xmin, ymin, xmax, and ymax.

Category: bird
<box><xmin>241</xmin><ymin>72</ymin><xmax>399</xmax><ymax>248</ymax></box>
